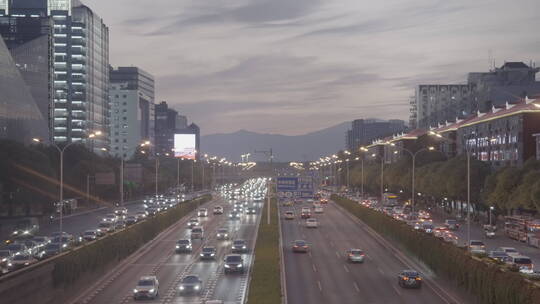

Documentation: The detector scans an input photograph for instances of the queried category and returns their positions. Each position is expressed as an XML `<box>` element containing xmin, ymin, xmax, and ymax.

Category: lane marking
<box><xmin>335</xmin><ymin>251</ymin><xmax>341</xmax><ymax>259</ymax></box>
<box><xmin>392</xmin><ymin>285</ymin><xmax>402</xmax><ymax>296</ymax></box>
<box><xmin>317</xmin><ymin>280</ymin><xmax>323</xmax><ymax>292</ymax></box>
<box><xmin>343</xmin><ymin>265</ymin><xmax>350</xmax><ymax>273</ymax></box>
<box><xmin>377</xmin><ymin>267</ymin><xmax>385</xmax><ymax>275</ymax></box>
<box><xmin>312</xmin><ymin>264</ymin><xmax>317</xmax><ymax>272</ymax></box>
<box><xmin>353</xmin><ymin>282</ymin><xmax>360</xmax><ymax>293</ymax></box>
<box><xmin>308</xmin><ymin>251</ymin><xmax>312</xmax><ymax>258</ymax></box>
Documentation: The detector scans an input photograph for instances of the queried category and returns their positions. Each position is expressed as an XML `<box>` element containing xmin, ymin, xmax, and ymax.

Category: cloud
<box><xmin>84</xmin><ymin>0</ymin><xmax>540</xmax><ymax>136</ymax></box>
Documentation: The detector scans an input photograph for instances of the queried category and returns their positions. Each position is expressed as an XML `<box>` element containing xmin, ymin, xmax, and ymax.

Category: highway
<box><xmin>71</xmin><ymin>195</ymin><xmax>262</xmax><ymax>304</ymax></box>
<box><xmin>280</xmin><ymin>200</ymin><xmax>466</xmax><ymax>304</ymax></box>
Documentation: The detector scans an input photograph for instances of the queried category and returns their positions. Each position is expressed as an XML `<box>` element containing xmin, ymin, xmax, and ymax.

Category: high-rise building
<box><xmin>155</xmin><ymin>101</ymin><xmax>178</xmax><ymax>153</ymax></box>
<box><xmin>0</xmin><ymin>0</ymin><xmax>110</xmax><ymax>151</ymax></box>
<box><xmin>176</xmin><ymin>114</ymin><xmax>188</xmax><ymax>129</ymax></box>
<box><xmin>346</xmin><ymin>119</ymin><xmax>406</xmax><ymax>152</ymax></box>
<box><xmin>411</xmin><ymin>84</ymin><xmax>476</xmax><ymax>130</ymax></box>
<box><xmin>109</xmin><ymin>66</ymin><xmax>155</xmax><ymax>159</ymax></box>
<box><xmin>410</xmin><ymin>62</ymin><xmax>540</xmax><ymax>130</ymax></box>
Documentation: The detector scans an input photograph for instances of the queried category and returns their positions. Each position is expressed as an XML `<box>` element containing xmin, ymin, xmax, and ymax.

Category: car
<box><xmin>506</xmin><ymin>255</ymin><xmax>534</xmax><ymax>273</ymax></box>
<box><xmin>314</xmin><ymin>206</ymin><xmax>324</xmax><ymax>214</ymax></box>
<box><xmin>114</xmin><ymin>207</ymin><xmax>128</xmax><ymax>216</ymax></box>
<box><xmin>231</xmin><ymin>240</ymin><xmax>248</xmax><ymax>253</ymax></box>
<box><xmin>147</xmin><ymin>208</ymin><xmax>159</xmax><ymax>216</ymax></box>
<box><xmin>301</xmin><ymin>208</ymin><xmax>311</xmax><ymax>219</ymax></box>
<box><xmin>82</xmin><ymin>230</ymin><xmax>98</xmax><ymax>241</ymax></box>
<box><xmin>198</xmin><ymin>208</ymin><xmax>208</xmax><ymax>217</ymax></box>
<box><xmin>213</xmin><ymin>206</ymin><xmax>224</xmax><ymax>214</ymax></box>
<box><xmin>102</xmin><ymin>213</ymin><xmax>118</xmax><ymax>223</ymax></box>
<box><xmin>306</xmin><ymin>218</ymin><xmax>318</xmax><ymax>228</ymax></box>
<box><xmin>8</xmin><ymin>254</ymin><xmax>37</xmax><ymax>270</ymax></box>
<box><xmin>98</xmin><ymin>222</ymin><xmax>115</xmax><ymax>233</ymax></box>
<box><xmin>41</xmin><ymin>243</ymin><xmax>63</xmax><ymax>258</ymax></box>
<box><xmin>320</xmin><ymin>198</ymin><xmax>328</xmax><ymax>204</ymax></box>
<box><xmin>497</xmin><ymin>247</ymin><xmax>520</xmax><ymax>257</ymax></box>
<box><xmin>125</xmin><ymin>215</ymin><xmax>138</xmax><ymax>225</ymax></box>
<box><xmin>442</xmin><ymin>232</ymin><xmax>459</xmax><ymax>245</ymax></box>
<box><xmin>421</xmin><ymin>223</ymin><xmax>434</xmax><ymax>234</ymax></box>
<box><xmin>188</xmin><ymin>218</ymin><xmax>200</xmax><ymax>228</ymax></box>
<box><xmin>284</xmin><ymin>211</ymin><xmax>294</xmax><ymax>220</ymax></box>
<box><xmin>191</xmin><ymin>227</ymin><xmax>204</xmax><ymax>240</ymax></box>
<box><xmin>200</xmin><ymin>246</ymin><xmax>217</xmax><ymax>260</ymax></box>
<box><xmin>32</xmin><ymin>236</ymin><xmax>50</xmax><ymax>248</ymax></box>
<box><xmin>292</xmin><ymin>240</ymin><xmax>309</xmax><ymax>253</ymax></box>
<box><xmin>5</xmin><ymin>243</ymin><xmax>28</xmax><ymax>256</ymax></box>
<box><xmin>246</xmin><ymin>207</ymin><xmax>257</xmax><ymax>215</ymax></box>
<box><xmin>9</xmin><ymin>218</ymin><xmax>39</xmax><ymax>240</ymax></box>
<box><xmin>346</xmin><ymin>249</ymin><xmax>365</xmax><ymax>263</ymax></box>
<box><xmin>133</xmin><ymin>276</ymin><xmax>159</xmax><ymax>300</ymax></box>
<box><xmin>216</xmin><ymin>228</ymin><xmax>229</xmax><ymax>240</ymax></box>
<box><xmin>0</xmin><ymin>250</ymin><xmax>13</xmax><ymax>267</ymax></box>
<box><xmin>283</xmin><ymin>201</ymin><xmax>293</xmax><ymax>206</ymax></box>
<box><xmin>224</xmin><ymin>254</ymin><xmax>245</xmax><ymax>274</ymax></box>
<box><xmin>398</xmin><ymin>270</ymin><xmax>422</xmax><ymax>288</ymax></box>
<box><xmin>176</xmin><ymin>239</ymin><xmax>193</xmax><ymax>253</ymax></box>
<box><xmin>178</xmin><ymin>275</ymin><xmax>203</xmax><ymax>295</ymax></box>
<box><xmin>115</xmin><ymin>220</ymin><xmax>127</xmax><ymax>230</ymax></box>
<box><xmin>444</xmin><ymin>219</ymin><xmax>459</xmax><ymax>230</ymax></box>
<box><xmin>433</xmin><ymin>226</ymin><xmax>448</xmax><ymax>238</ymax></box>
<box><xmin>488</xmin><ymin>251</ymin><xmax>510</xmax><ymax>262</ymax></box>
<box><xmin>15</xmin><ymin>240</ymin><xmax>39</xmax><ymax>257</ymax></box>
<box><xmin>228</xmin><ymin>211</ymin><xmax>241</xmax><ymax>220</ymax></box>
<box><xmin>135</xmin><ymin>211</ymin><xmax>148</xmax><ymax>220</ymax></box>
<box><xmin>469</xmin><ymin>240</ymin><xmax>486</xmax><ymax>254</ymax></box>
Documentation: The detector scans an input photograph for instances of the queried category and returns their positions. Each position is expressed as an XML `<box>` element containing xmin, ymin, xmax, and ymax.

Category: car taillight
<box><xmin>402</xmin><ymin>277</ymin><xmax>408</xmax><ymax>280</ymax></box>
<box><xmin>415</xmin><ymin>277</ymin><xmax>422</xmax><ymax>281</ymax></box>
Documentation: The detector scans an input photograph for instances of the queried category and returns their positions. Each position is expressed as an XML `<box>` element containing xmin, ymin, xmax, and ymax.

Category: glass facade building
<box><xmin>0</xmin><ymin>0</ymin><xmax>109</xmax><ymax>151</ymax></box>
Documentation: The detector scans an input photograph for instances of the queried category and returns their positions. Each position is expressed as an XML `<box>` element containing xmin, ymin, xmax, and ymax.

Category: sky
<box><xmin>85</xmin><ymin>0</ymin><xmax>540</xmax><ymax>136</ymax></box>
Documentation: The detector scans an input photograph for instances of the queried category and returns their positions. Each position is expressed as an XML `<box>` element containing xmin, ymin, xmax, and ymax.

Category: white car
<box><xmin>469</xmin><ymin>240</ymin><xmax>486</xmax><ymax>254</ymax></box>
<box><xmin>497</xmin><ymin>247</ymin><xmax>520</xmax><ymax>257</ymax></box>
<box><xmin>314</xmin><ymin>206</ymin><xmax>323</xmax><ymax>214</ymax></box>
<box><xmin>198</xmin><ymin>208</ymin><xmax>208</xmax><ymax>217</ymax></box>
<box><xmin>306</xmin><ymin>218</ymin><xmax>318</xmax><ymax>228</ymax></box>
<box><xmin>284</xmin><ymin>211</ymin><xmax>294</xmax><ymax>220</ymax></box>
<box><xmin>133</xmin><ymin>276</ymin><xmax>159</xmax><ymax>300</ymax></box>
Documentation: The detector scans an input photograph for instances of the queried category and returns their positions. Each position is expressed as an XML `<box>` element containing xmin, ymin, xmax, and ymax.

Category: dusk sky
<box><xmin>86</xmin><ymin>0</ymin><xmax>539</xmax><ymax>135</ymax></box>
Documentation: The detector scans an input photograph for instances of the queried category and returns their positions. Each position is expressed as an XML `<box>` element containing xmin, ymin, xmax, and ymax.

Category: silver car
<box><xmin>178</xmin><ymin>275</ymin><xmax>203</xmax><ymax>295</ymax></box>
<box><xmin>346</xmin><ymin>249</ymin><xmax>365</xmax><ymax>263</ymax></box>
<box><xmin>133</xmin><ymin>276</ymin><xmax>159</xmax><ymax>300</ymax></box>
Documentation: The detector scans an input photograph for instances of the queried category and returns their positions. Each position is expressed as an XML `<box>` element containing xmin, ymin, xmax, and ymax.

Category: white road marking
<box><xmin>335</xmin><ymin>251</ymin><xmax>341</xmax><ymax>258</ymax></box>
<box><xmin>392</xmin><ymin>285</ymin><xmax>402</xmax><ymax>296</ymax></box>
<box><xmin>312</xmin><ymin>264</ymin><xmax>317</xmax><ymax>272</ymax></box>
<box><xmin>343</xmin><ymin>265</ymin><xmax>350</xmax><ymax>273</ymax></box>
<box><xmin>317</xmin><ymin>280</ymin><xmax>323</xmax><ymax>292</ymax></box>
<box><xmin>353</xmin><ymin>282</ymin><xmax>360</xmax><ymax>293</ymax></box>
<box><xmin>377</xmin><ymin>267</ymin><xmax>385</xmax><ymax>275</ymax></box>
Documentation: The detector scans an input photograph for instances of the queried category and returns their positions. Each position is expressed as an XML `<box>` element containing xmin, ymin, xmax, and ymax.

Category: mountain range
<box><xmin>201</xmin><ymin>122</ymin><xmax>350</xmax><ymax>162</ymax></box>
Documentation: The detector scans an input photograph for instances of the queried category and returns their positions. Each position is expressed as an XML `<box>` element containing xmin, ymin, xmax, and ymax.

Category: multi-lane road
<box><xmin>280</xmin><ymin>200</ymin><xmax>467</xmax><ymax>304</ymax></box>
<box><xmin>71</xmin><ymin>195</ymin><xmax>262</xmax><ymax>304</ymax></box>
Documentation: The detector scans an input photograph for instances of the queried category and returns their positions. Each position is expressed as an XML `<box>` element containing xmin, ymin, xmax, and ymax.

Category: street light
<box><xmin>388</xmin><ymin>145</ymin><xmax>435</xmax><ymax>213</ymax></box>
<box><xmin>33</xmin><ymin>131</ymin><xmax>101</xmax><ymax>251</ymax></box>
<box><xmin>489</xmin><ymin>206</ymin><xmax>495</xmax><ymax>226</ymax></box>
<box><xmin>430</xmin><ymin>130</ymin><xmax>472</xmax><ymax>248</ymax></box>
<box><xmin>120</xmin><ymin>141</ymin><xmax>150</xmax><ymax>205</ymax></box>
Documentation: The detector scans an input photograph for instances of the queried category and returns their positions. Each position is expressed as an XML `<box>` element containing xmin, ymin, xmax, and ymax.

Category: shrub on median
<box><xmin>331</xmin><ymin>195</ymin><xmax>540</xmax><ymax>304</ymax></box>
<box><xmin>247</xmin><ymin>198</ymin><xmax>282</xmax><ymax>304</ymax></box>
<box><xmin>52</xmin><ymin>195</ymin><xmax>211</xmax><ymax>287</ymax></box>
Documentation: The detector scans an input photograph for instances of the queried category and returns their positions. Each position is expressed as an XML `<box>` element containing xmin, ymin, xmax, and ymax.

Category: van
<box><xmin>191</xmin><ymin>226</ymin><xmax>204</xmax><ymax>240</ymax></box>
<box><xmin>507</xmin><ymin>255</ymin><xmax>533</xmax><ymax>273</ymax></box>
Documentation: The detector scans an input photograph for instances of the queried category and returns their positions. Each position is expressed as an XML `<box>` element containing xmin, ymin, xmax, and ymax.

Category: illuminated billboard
<box><xmin>174</xmin><ymin>134</ymin><xmax>197</xmax><ymax>159</ymax></box>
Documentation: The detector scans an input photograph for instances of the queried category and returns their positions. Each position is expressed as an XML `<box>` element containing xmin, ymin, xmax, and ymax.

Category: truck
<box><xmin>55</xmin><ymin>198</ymin><xmax>78</xmax><ymax>215</ymax></box>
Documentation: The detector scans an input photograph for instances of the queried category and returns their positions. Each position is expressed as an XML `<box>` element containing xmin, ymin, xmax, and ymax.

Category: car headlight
<box><xmin>194</xmin><ymin>285</ymin><xmax>200</xmax><ymax>290</ymax></box>
<box><xmin>224</xmin><ymin>264</ymin><xmax>230</xmax><ymax>268</ymax></box>
<box><xmin>243</xmin><ymin>246</ymin><xmax>246</xmax><ymax>249</ymax></box>
<box><xmin>133</xmin><ymin>289</ymin><xmax>138</xmax><ymax>293</ymax></box>
<box><xmin>149</xmin><ymin>289</ymin><xmax>155</xmax><ymax>293</ymax></box>
<box><xmin>200</xmin><ymin>253</ymin><xmax>204</xmax><ymax>256</ymax></box>
<box><xmin>211</xmin><ymin>253</ymin><xmax>215</xmax><ymax>256</ymax></box>
<box><xmin>179</xmin><ymin>286</ymin><xmax>185</xmax><ymax>290</ymax></box>
<box><xmin>1</xmin><ymin>258</ymin><xmax>6</xmax><ymax>262</ymax></box>
<box><xmin>23</xmin><ymin>230</ymin><xmax>30</xmax><ymax>235</ymax></box>
<box><xmin>176</xmin><ymin>245</ymin><xmax>180</xmax><ymax>249</ymax></box>
<box><xmin>8</xmin><ymin>263</ymin><xmax>12</xmax><ymax>267</ymax></box>
<box><xmin>237</xmin><ymin>264</ymin><xmax>243</xmax><ymax>267</ymax></box>
<box><xmin>12</xmin><ymin>231</ymin><xmax>18</xmax><ymax>235</ymax></box>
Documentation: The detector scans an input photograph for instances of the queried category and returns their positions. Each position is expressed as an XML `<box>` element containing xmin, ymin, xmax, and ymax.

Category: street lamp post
<box><xmin>489</xmin><ymin>206</ymin><xmax>494</xmax><ymax>226</ymax></box>
<box><xmin>430</xmin><ymin>131</ymin><xmax>472</xmax><ymax>248</ymax></box>
<box><xmin>388</xmin><ymin>144</ymin><xmax>435</xmax><ymax>213</ymax></box>
<box><xmin>120</xmin><ymin>141</ymin><xmax>149</xmax><ymax>205</ymax></box>
<box><xmin>33</xmin><ymin>132</ymin><xmax>101</xmax><ymax>251</ymax></box>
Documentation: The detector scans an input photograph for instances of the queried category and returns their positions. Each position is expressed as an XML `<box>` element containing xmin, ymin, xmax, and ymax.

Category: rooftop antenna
<box><xmin>488</xmin><ymin>49</ymin><xmax>493</xmax><ymax>70</ymax></box>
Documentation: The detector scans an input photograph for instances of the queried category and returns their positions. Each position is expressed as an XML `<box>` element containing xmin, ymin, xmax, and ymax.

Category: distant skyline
<box><xmin>86</xmin><ymin>0</ymin><xmax>540</xmax><ymax>135</ymax></box>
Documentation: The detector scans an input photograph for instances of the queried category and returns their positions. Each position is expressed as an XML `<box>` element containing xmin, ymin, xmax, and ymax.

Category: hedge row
<box><xmin>331</xmin><ymin>195</ymin><xmax>540</xmax><ymax>304</ymax></box>
<box><xmin>246</xmin><ymin>198</ymin><xmax>282</xmax><ymax>304</ymax></box>
<box><xmin>52</xmin><ymin>195</ymin><xmax>211</xmax><ymax>287</ymax></box>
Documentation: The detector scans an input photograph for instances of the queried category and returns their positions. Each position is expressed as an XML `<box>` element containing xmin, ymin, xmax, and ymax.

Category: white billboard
<box><xmin>174</xmin><ymin>134</ymin><xmax>196</xmax><ymax>159</ymax></box>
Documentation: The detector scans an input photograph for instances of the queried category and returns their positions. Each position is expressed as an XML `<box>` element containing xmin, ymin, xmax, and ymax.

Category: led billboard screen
<box><xmin>174</xmin><ymin>134</ymin><xmax>196</xmax><ymax>159</ymax></box>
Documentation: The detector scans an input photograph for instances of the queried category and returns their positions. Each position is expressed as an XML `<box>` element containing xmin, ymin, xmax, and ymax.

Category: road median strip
<box><xmin>246</xmin><ymin>198</ymin><xmax>282</xmax><ymax>304</ymax></box>
<box><xmin>332</xmin><ymin>195</ymin><xmax>540</xmax><ymax>304</ymax></box>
